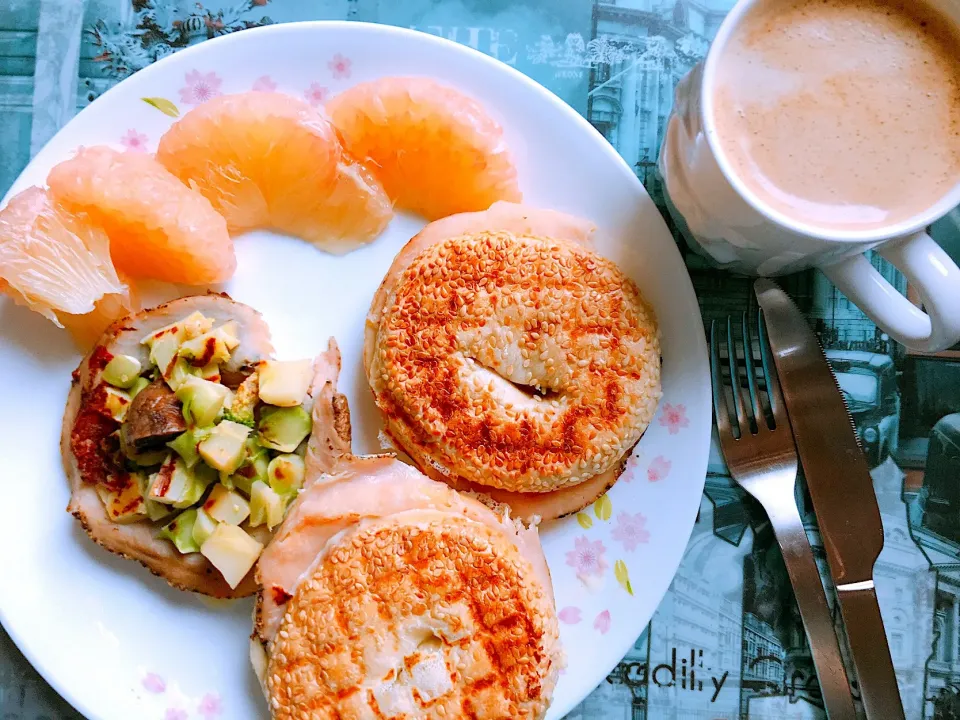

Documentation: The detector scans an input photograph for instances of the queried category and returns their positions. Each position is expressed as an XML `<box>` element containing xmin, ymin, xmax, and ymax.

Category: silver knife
<box><xmin>755</xmin><ymin>278</ymin><xmax>904</xmax><ymax>720</ymax></box>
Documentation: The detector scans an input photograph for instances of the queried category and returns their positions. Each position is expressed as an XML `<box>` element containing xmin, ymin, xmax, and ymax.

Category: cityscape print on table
<box><xmin>2</xmin><ymin>1</ymin><xmax>960</xmax><ymax>718</ymax></box>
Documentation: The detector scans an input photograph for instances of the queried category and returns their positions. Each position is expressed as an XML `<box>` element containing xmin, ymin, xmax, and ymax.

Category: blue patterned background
<box><xmin>3</xmin><ymin>1</ymin><xmax>960</xmax><ymax>718</ymax></box>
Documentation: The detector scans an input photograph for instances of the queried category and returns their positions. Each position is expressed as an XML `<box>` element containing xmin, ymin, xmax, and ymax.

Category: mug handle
<box><xmin>820</xmin><ymin>231</ymin><xmax>960</xmax><ymax>352</ymax></box>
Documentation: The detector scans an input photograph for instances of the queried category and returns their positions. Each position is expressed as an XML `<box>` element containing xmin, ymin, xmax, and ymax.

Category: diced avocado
<box><xmin>193</xmin><ymin>460</ymin><xmax>218</xmax><ymax>487</ymax></box>
<box><xmin>218</xmin><ymin>470</ymin><xmax>236</xmax><ymax>491</ymax></box>
<box><xmin>96</xmin><ymin>473</ymin><xmax>147</xmax><ymax>523</ymax></box>
<box><xmin>159</xmin><ymin>509</ymin><xmax>200</xmax><ymax>554</ymax></box>
<box><xmin>102</xmin><ymin>354</ymin><xmax>142</xmax><ymax>389</ymax></box>
<box><xmin>203</xmin><ymin>484</ymin><xmax>251</xmax><ymax>525</ymax></box>
<box><xmin>258</xmin><ymin>406</ymin><xmax>312</xmax><ymax>453</ymax></box>
<box><xmin>192</xmin><ymin>508</ymin><xmax>218</xmax><ymax>547</ymax></box>
<box><xmin>258</xmin><ymin>359</ymin><xmax>313</xmax><ymax>407</ymax></box>
<box><xmin>198</xmin><ymin>420</ymin><xmax>251</xmax><ymax>473</ymax></box>
<box><xmin>249</xmin><ymin>480</ymin><xmax>286</xmax><ymax>530</ymax></box>
<box><xmin>267</xmin><ymin>454</ymin><xmax>305</xmax><ymax>496</ymax></box>
<box><xmin>222</xmin><ymin>372</ymin><xmax>259</xmax><ymax>428</ymax></box>
<box><xmin>166</xmin><ymin>427</ymin><xmax>210</xmax><ymax>468</ymax></box>
<box><xmin>179</xmin><ymin>322</ymin><xmax>240</xmax><ymax>367</ymax></box>
<box><xmin>223</xmin><ymin>442</ymin><xmax>269</xmax><ymax>495</ymax></box>
<box><xmin>219</xmin><ymin>470</ymin><xmax>251</xmax><ymax>497</ymax></box>
<box><xmin>176</xmin><ymin>376</ymin><xmax>230</xmax><ymax>428</ymax></box>
<box><xmin>147</xmin><ymin>455</ymin><xmax>213</xmax><ymax>508</ymax></box>
<box><xmin>145</xmin><ymin>500</ymin><xmax>174</xmax><ymax>522</ymax></box>
<box><xmin>102</xmin><ymin>386</ymin><xmax>133</xmax><ymax>422</ymax></box>
<box><xmin>200</xmin><ymin>523</ymin><xmax>263</xmax><ymax>590</ymax></box>
<box><xmin>140</xmin><ymin>311</ymin><xmax>213</xmax><ymax>347</ymax></box>
<box><xmin>248</xmin><ymin>446</ymin><xmax>270</xmax><ymax>480</ymax></box>
<box><xmin>129</xmin><ymin>376</ymin><xmax>151</xmax><ymax>399</ymax></box>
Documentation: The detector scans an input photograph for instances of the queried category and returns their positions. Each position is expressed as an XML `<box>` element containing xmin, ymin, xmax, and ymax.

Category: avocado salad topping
<box><xmin>92</xmin><ymin>311</ymin><xmax>312</xmax><ymax>589</ymax></box>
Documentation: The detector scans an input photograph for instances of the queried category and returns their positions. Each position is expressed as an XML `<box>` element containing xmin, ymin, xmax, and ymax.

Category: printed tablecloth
<box><xmin>2</xmin><ymin>2</ymin><xmax>959</xmax><ymax>719</ymax></box>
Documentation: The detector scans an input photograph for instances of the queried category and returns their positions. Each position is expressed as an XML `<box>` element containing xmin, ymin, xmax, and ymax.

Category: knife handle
<box><xmin>836</xmin><ymin>585</ymin><xmax>905</xmax><ymax>720</ymax></box>
<box><xmin>765</xmin><ymin>496</ymin><xmax>858</xmax><ymax>720</ymax></box>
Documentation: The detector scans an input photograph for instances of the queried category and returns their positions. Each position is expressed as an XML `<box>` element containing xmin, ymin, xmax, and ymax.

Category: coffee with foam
<box><xmin>712</xmin><ymin>0</ymin><xmax>960</xmax><ymax>232</ymax></box>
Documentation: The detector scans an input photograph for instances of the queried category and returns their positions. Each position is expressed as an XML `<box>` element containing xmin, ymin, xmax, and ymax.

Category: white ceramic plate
<box><xmin>0</xmin><ymin>22</ymin><xmax>710</xmax><ymax>720</ymax></box>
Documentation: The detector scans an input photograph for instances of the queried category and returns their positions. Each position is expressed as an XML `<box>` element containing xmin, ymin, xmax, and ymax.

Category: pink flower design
<box><xmin>165</xmin><ymin>710</ymin><xmax>188</xmax><ymax>720</ymax></box>
<box><xmin>658</xmin><ymin>403</ymin><xmax>689</xmax><ymax>435</ymax></box>
<box><xmin>179</xmin><ymin>70</ymin><xmax>222</xmax><ymax>105</ymax></box>
<box><xmin>565</xmin><ymin>535</ymin><xmax>608</xmax><ymax>578</ymax></box>
<box><xmin>120</xmin><ymin>129</ymin><xmax>149</xmax><ymax>153</ymax></box>
<box><xmin>647</xmin><ymin>455</ymin><xmax>671</xmax><ymax>482</ymax></box>
<box><xmin>611</xmin><ymin>512</ymin><xmax>651</xmax><ymax>552</ymax></box>
<box><xmin>304</xmin><ymin>82</ymin><xmax>329</xmax><ymax>106</ymax></box>
<box><xmin>328</xmin><ymin>53</ymin><xmax>352</xmax><ymax>79</ymax></box>
<box><xmin>252</xmin><ymin>75</ymin><xmax>277</xmax><ymax>92</ymax></box>
<box><xmin>558</xmin><ymin>607</ymin><xmax>582</xmax><ymax>624</ymax></box>
<box><xmin>198</xmin><ymin>693</ymin><xmax>222</xmax><ymax>718</ymax></box>
<box><xmin>594</xmin><ymin>610</ymin><xmax>611</xmax><ymax>634</ymax></box>
<box><xmin>142</xmin><ymin>672</ymin><xmax>166</xmax><ymax>693</ymax></box>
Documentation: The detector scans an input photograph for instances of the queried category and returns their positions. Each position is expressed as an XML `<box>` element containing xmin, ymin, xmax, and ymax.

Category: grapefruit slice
<box><xmin>47</xmin><ymin>146</ymin><xmax>234</xmax><ymax>285</ymax></box>
<box><xmin>0</xmin><ymin>186</ymin><xmax>135</xmax><ymax>345</ymax></box>
<box><xmin>326</xmin><ymin>77</ymin><xmax>522</xmax><ymax>220</ymax></box>
<box><xmin>156</xmin><ymin>92</ymin><xmax>392</xmax><ymax>252</ymax></box>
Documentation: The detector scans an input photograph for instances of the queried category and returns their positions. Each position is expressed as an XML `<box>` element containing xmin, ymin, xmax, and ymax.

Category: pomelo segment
<box><xmin>326</xmin><ymin>77</ymin><xmax>522</xmax><ymax>220</ymax></box>
<box><xmin>0</xmin><ymin>186</ymin><xmax>135</xmax><ymax>345</ymax></box>
<box><xmin>156</xmin><ymin>92</ymin><xmax>392</xmax><ymax>251</ymax></box>
<box><xmin>47</xmin><ymin>146</ymin><xmax>234</xmax><ymax>285</ymax></box>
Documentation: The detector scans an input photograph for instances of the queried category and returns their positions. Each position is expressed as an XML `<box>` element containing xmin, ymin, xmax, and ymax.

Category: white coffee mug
<box><xmin>658</xmin><ymin>0</ymin><xmax>960</xmax><ymax>352</ymax></box>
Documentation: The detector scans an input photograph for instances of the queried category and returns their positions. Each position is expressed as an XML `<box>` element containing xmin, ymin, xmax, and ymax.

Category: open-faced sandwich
<box><xmin>62</xmin><ymin>294</ymin><xmax>338</xmax><ymax>597</ymax></box>
<box><xmin>251</xmin><ymin>340</ymin><xmax>562</xmax><ymax>719</ymax></box>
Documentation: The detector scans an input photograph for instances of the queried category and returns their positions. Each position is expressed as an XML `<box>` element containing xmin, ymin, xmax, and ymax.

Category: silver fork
<box><xmin>711</xmin><ymin>314</ymin><xmax>858</xmax><ymax>720</ymax></box>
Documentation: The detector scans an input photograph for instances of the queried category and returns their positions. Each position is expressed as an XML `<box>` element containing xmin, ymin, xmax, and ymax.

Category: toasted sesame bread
<box><xmin>253</xmin><ymin>327</ymin><xmax>561</xmax><ymax>718</ymax></box>
<box><xmin>365</xmin><ymin>204</ymin><xmax>661</xmax><ymax>520</ymax></box>
<box><xmin>264</xmin><ymin>509</ymin><xmax>560</xmax><ymax>720</ymax></box>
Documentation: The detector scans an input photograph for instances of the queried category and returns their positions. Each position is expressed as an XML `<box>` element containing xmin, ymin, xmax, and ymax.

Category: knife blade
<box><xmin>754</xmin><ymin>278</ymin><xmax>904</xmax><ymax>720</ymax></box>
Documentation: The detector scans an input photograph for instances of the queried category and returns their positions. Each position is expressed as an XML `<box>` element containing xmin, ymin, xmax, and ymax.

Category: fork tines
<box><xmin>710</xmin><ymin>313</ymin><xmax>788</xmax><ymax>441</ymax></box>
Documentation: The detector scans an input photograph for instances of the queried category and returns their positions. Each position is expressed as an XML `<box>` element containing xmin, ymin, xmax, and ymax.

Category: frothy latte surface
<box><xmin>713</xmin><ymin>0</ymin><xmax>960</xmax><ymax>232</ymax></box>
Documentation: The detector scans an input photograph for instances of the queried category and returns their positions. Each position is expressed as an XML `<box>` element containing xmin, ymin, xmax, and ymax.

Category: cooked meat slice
<box><xmin>303</xmin><ymin>341</ymin><xmax>351</xmax><ymax>481</ymax></box>
<box><xmin>254</xmin><ymin>454</ymin><xmax>554</xmax><ymax>648</ymax></box>
<box><xmin>63</xmin><ymin>294</ymin><xmax>277</xmax><ymax>598</ymax></box>
<box><xmin>122</xmin><ymin>378</ymin><xmax>186</xmax><ymax>450</ymax></box>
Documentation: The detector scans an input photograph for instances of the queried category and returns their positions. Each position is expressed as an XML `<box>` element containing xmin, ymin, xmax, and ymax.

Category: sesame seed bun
<box><xmin>365</xmin><ymin>204</ymin><xmax>661</xmax><ymax>520</ymax></box>
<box><xmin>264</xmin><ymin>509</ymin><xmax>561</xmax><ymax>720</ymax></box>
<box><xmin>253</xmin><ymin>329</ymin><xmax>561</xmax><ymax>717</ymax></box>
<box><xmin>253</xmin><ymin>454</ymin><xmax>554</xmax><ymax>650</ymax></box>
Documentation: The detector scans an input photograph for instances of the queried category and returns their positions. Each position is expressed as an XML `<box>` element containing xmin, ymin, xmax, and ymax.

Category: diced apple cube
<box><xmin>258</xmin><ymin>359</ymin><xmax>313</xmax><ymax>407</ymax></box>
<box><xmin>198</xmin><ymin>421</ymin><xmax>251</xmax><ymax>473</ymax></box>
<box><xmin>96</xmin><ymin>474</ymin><xmax>147</xmax><ymax>523</ymax></box>
<box><xmin>200</xmin><ymin>523</ymin><xmax>263</xmax><ymax>589</ymax></box>
<box><xmin>249</xmin><ymin>480</ymin><xmax>286</xmax><ymax>530</ymax></box>
<box><xmin>203</xmin><ymin>484</ymin><xmax>251</xmax><ymax>525</ymax></box>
